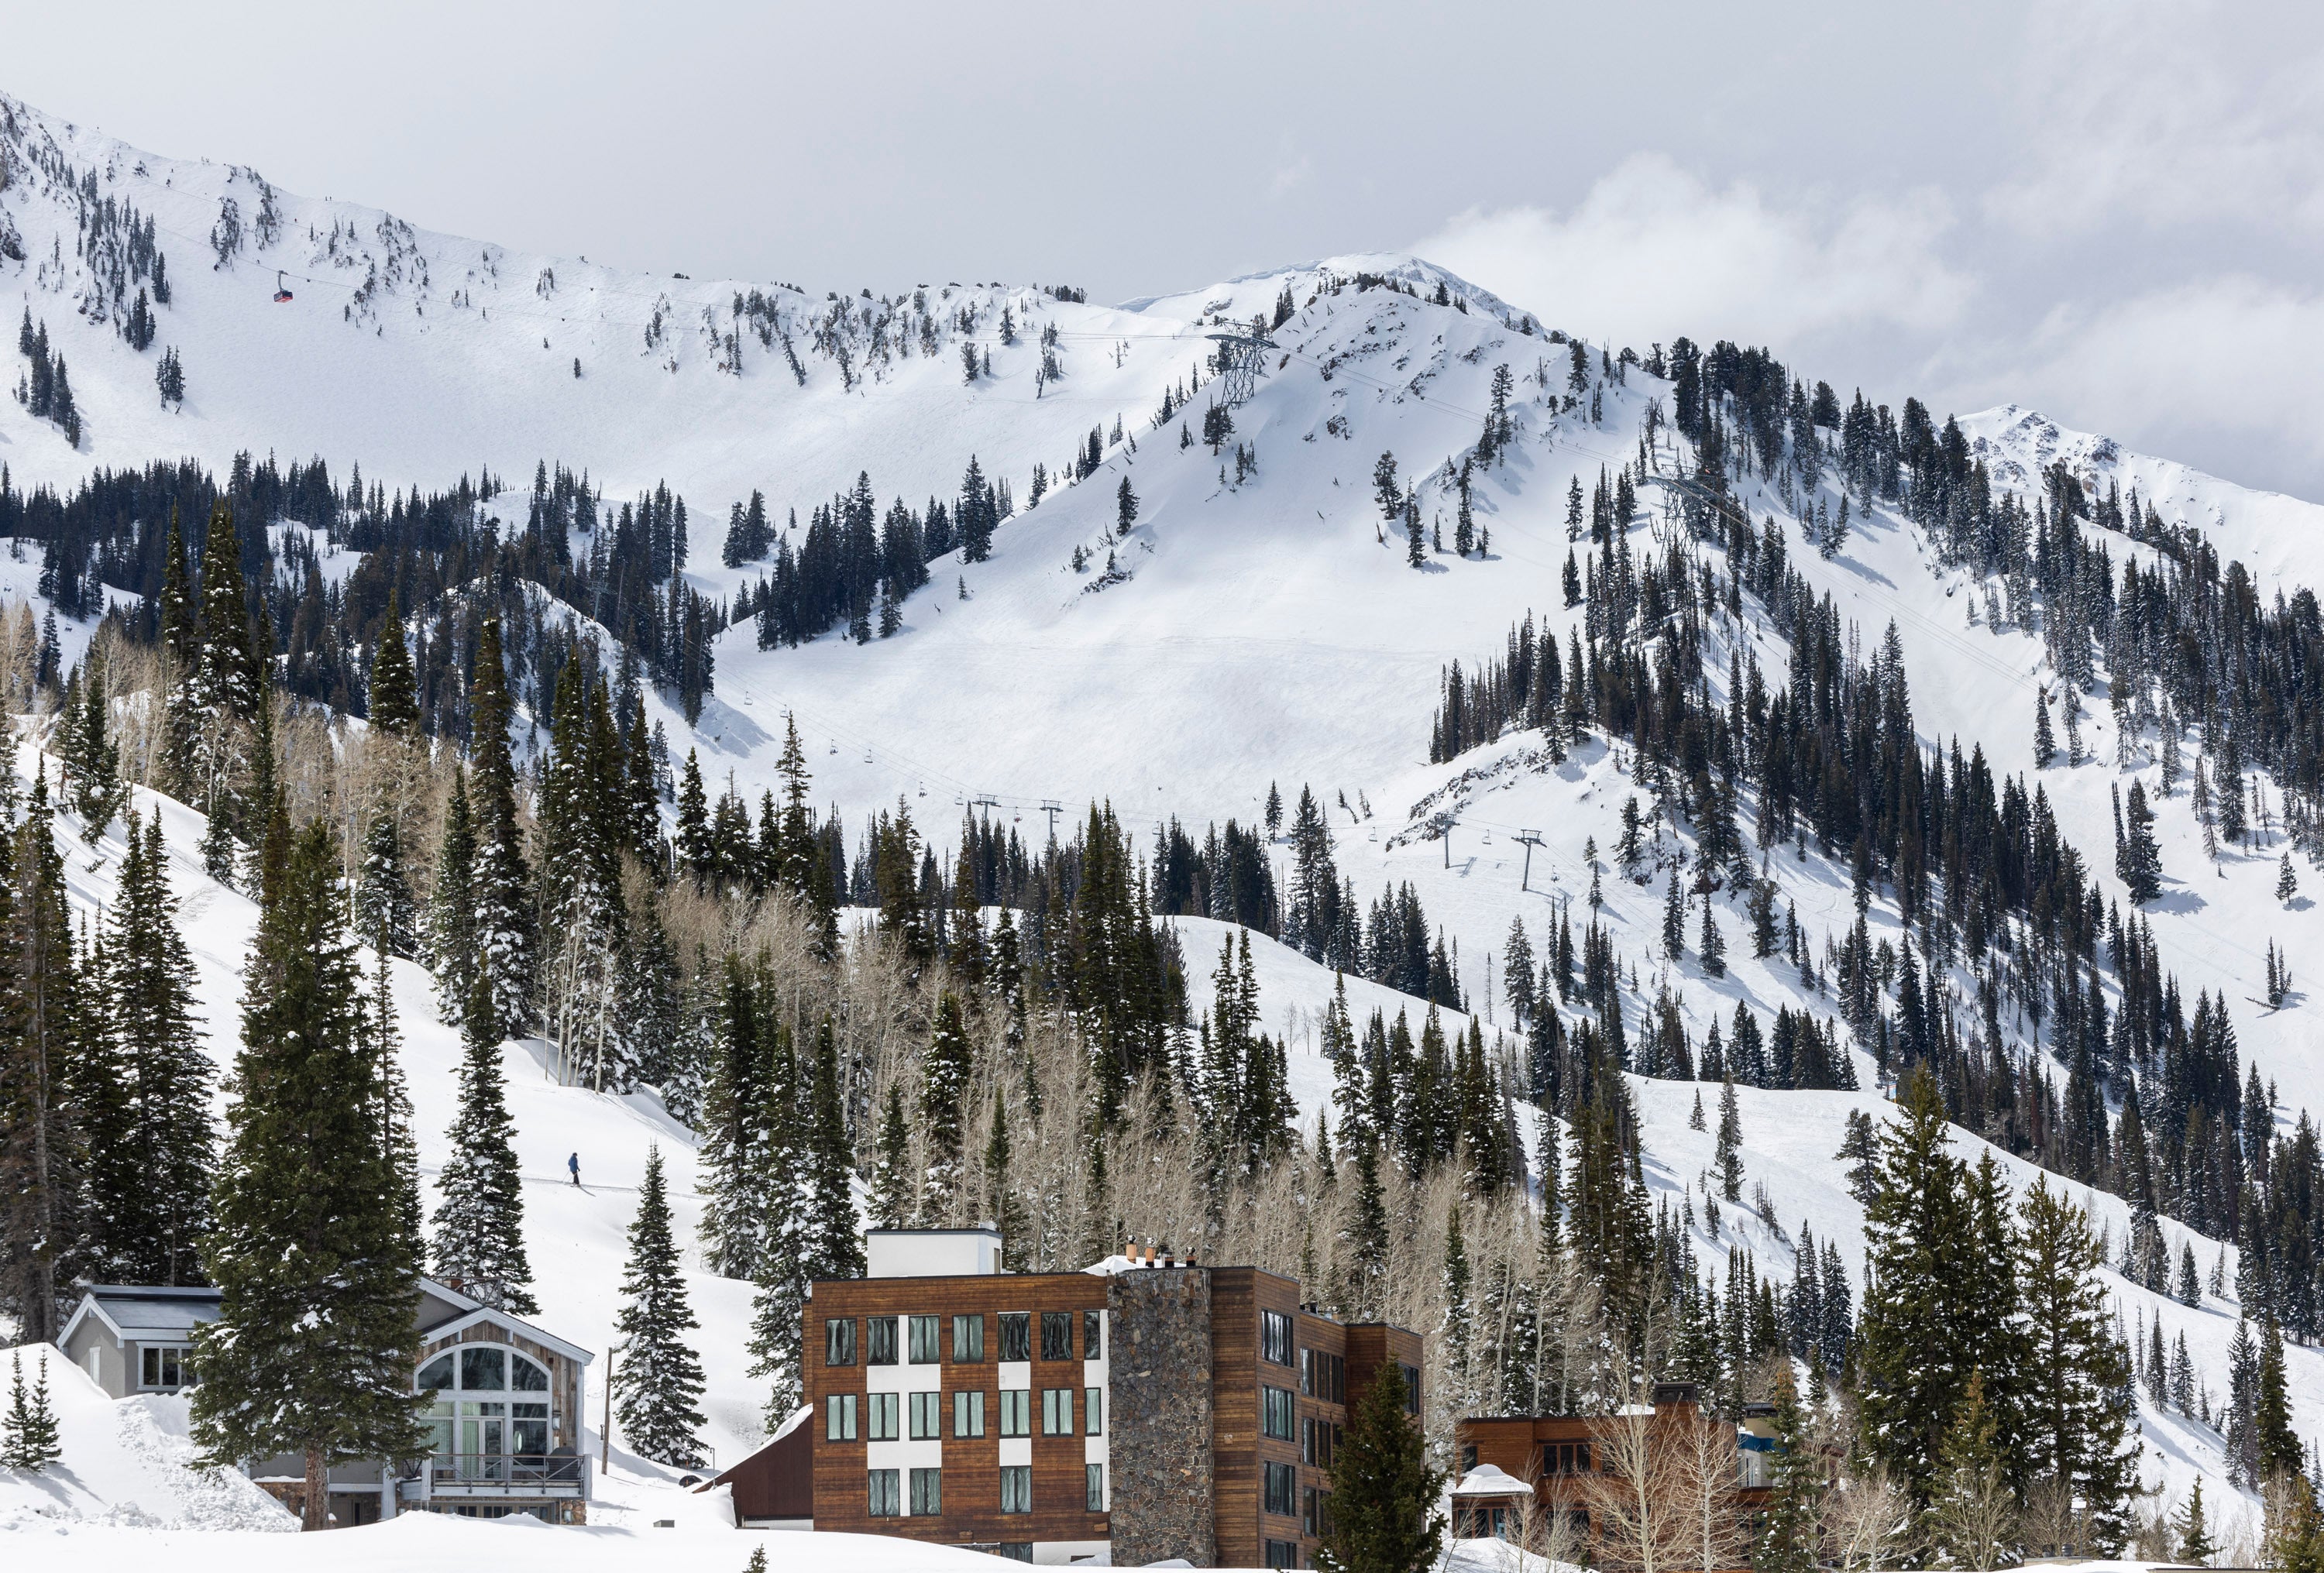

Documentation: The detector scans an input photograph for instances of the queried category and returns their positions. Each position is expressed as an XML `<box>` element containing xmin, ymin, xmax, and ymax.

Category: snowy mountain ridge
<box><xmin>8</xmin><ymin>83</ymin><xmax>2324</xmax><ymax>1558</ymax></box>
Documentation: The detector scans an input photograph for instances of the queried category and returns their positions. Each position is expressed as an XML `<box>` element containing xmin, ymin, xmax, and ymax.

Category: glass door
<box><xmin>460</xmin><ymin>1402</ymin><xmax>507</xmax><ymax>1479</ymax></box>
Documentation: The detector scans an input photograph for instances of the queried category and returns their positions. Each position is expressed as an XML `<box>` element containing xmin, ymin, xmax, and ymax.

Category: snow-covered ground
<box><xmin>8</xmin><ymin>77</ymin><xmax>2324</xmax><ymax>1558</ymax></box>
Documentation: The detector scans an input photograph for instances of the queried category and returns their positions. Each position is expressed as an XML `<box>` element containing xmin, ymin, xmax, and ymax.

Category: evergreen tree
<box><xmin>0</xmin><ymin>774</ymin><xmax>87</xmax><ymax>1345</ymax></box>
<box><xmin>466</xmin><ymin>619</ymin><xmax>535</xmax><ymax>1038</ymax></box>
<box><xmin>1756</xmin><ymin>1363</ymin><xmax>1824</xmax><ymax>1573</ymax></box>
<box><xmin>427</xmin><ymin>768</ymin><xmax>480</xmax><ymax>1027</ymax></box>
<box><xmin>869</xmin><ymin>1081</ymin><xmax>913</xmax><ymax>1229</ymax></box>
<box><xmin>2017</xmin><ymin>1178</ymin><xmax>2136</xmax><ymax>1551</ymax></box>
<box><xmin>1662</xmin><ymin>866</ymin><xmax>1686</xmax><ymax>960</ymax></box>
<box><xmin>0</xmin><ymin>1351</ymin><xmax>61</xmax><ymax>1472</ymax></box>
<box><xmin>2034</xmin><ymin>689</ymin><xmax>2057</xmax><ymax>769</ymax></box>
<box><xmin>2177</xmin><ymin>1479</ymin><xmax>2217</xmax><ymax>1564</ymax></box>
<box><xmin>431</xmin><ymin>969</ymin><xmax>538</xmax><ymax>1314</ymax></box>
<box><xmin>920</xmin><ymin>992</ymin><xmax>972</xmax><ymax>1221</ymax></box>
<box><xmin>1715</xmin><ymin>1077</ymin><xmax>1745</xmax><ymax>1201</ymax></box>
<box><xmin>93</xmin><ymin>810</ymin><xmax>214</xmax><ymax>1284</ymax></box>
<box><xmin>2279</xmin><ymin>854</ymin><xmax>2300</xmax><ymax>905</ymax></box>
<box><xmin>354</xmin><ymin>814</ymin><xmax>417</xmax><ymax>959</ymax></box>
<box><xmin>366</xmin><ymin>588</ymin><xmax>419</xmax><ymax>733</ymax></box>
<box><xmin>1116</xmin><ymin>476</ymin><xmax>1139</xmax><ymax>535</ymax></box>
<box><xmin>2118</xmin><ymin>780</ymin><xmax>2162</xmax><ymax>904</ymax></box>
<box><xmin>1317</xmin><ymin>1361</ymin><xmax>1443</xmax><ymax>1573</ymax></box>
<box><xmin>192</xmin><ymin>820</ymin><xmax>426</xmax><ymax>1529</ymax></box>
<box><xmin>612</xmin><ymin>1145</ymin><xmax>706</xmax><ymax>1468</ymax></box>
<box><xmin>1855</xmin><ymin>1068</ymin><xmax>1981</xmax><ymax>1521</ymax></box>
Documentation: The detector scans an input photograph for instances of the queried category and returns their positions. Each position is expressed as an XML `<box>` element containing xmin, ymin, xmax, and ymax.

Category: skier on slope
<box><xmin>568</xmin><ymin>1152</ymin><xmax>581</xmax><ymax>1187</ymax></box>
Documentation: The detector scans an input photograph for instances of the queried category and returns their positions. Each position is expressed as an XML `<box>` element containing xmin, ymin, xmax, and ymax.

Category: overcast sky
<box><xmin>14</xmin><ymin>0</ymin><xmax>2324</xmax><ymax>495</ymax></box>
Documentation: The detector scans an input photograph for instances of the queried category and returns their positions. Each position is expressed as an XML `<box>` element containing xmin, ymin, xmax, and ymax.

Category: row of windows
<box><xmin>865</xmin><ymin>1463</ymin><xmax>1105</xmax><ymax>1516</ymax></box>
<box><xmin>1298</xmin><ymin>1348</ymin><xmax>1346</xmax><ymax>1403</ymax></box>
<box><xmin>827</xmin><ymin>1310</ymin><xmax>1104</xmax><ymax>1367</ymax></box>
<box><xmin>826</xmin><ymin>1388</ymin><xmax>1103</xmax><ymax>1441</ymax></box>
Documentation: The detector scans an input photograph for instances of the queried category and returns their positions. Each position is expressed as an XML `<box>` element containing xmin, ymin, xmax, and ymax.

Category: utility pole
<box><xmin>600</xmin><ymin>1348</ymin><xmax>614</xmax><ymax>1472</ymax></box>
<box><xmin>1515</xmin><ymin>829</ymin><xmax>1545</xmax><ymax>891</ymax></box>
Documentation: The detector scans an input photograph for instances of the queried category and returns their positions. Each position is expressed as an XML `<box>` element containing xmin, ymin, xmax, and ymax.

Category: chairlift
<box><xmin>1482</xmin><ymin>827</ymin><xmax>1493</xmax><ymax>845</ymax></box>
<box><xmin>273</xmin><ymin>270</ymin><xmax>294</xmax><ymax>304</ymax></box>
<box><xmin>862</xmin><ymin>749</ymin><xmax>874</xmax><ymax>764</ymax></box>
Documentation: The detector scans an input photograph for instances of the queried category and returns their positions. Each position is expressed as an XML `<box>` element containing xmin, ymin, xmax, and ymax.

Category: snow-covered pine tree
<box><xmin>355</xmin><ymin>814</ymin><xmax>418</xmax><ymax>959</ymax></box>
<box><xmin>919</xmin><ymin>991</ymin><xmax>972</xmax><ymax>1221</ymax></box>
<box><xmin>613</xmin><ymin>1145</ymin><xmax>706</xmax><ymax>1468</ymax></box>
<box><xmin>2278</xmin><ymin>853</ymin><xmax>2299</xmax><ymax>904</ymax></box>
<box><xmin>431</xmin><ymin>966</ymin><xmax>537</xmax><ymax>1314</ymax></box>
<box><xmin>2119</xmin><ymin>780</ymin><xmax>2162</xmax><ymax>904</ymax></box>
<box><xmin>869</xmin><ymin>1080</ymin><xmax>912</xmax><ymax>1229</ymax></box>
<box><xmin>366</xmin><ymin>586</ymin><xmax>419</xmax><ymax>734</ymax></box>
<box><xmin>192</xmin><ymin>819</ymin><xmax>427</xmax><ymax>1529</ymax></box>
<box><xmin>697</xmin><ymin>960</ymin><xmax>776</xmax><ymax>1281</ymax></box>
<box><xmin>2034</xmin><ymin>688</ymin><xmax>2057</xmax><ymax>769</ymax></box>
<box><xmin>1714</xmin><ymin>1079</ymin><xmax>1745</xmax><ymax>1201</ymax></box>
<box><xmin>538</xmin><ymin>662</ymin><xmax>631</xmax><ymax>1090</ymax></box>
<box><xmin>745</xmin><ymin>1037</ymin><xmax>809</xmax><ymax>1428</ymax></box>
<box><xmin>466</xmin><ymin>618</ymin><xmax>535</xmax><ymax>1039</ymax></box>
<box><xmin>427</xmin><ymin>767</ymin><xmax>480</xmax><ymax>1024</ymax></box>
<box><xmin>92</xmin><ymin>809</ymin><xmax>213</xmax><ymax>1285</ymax></box>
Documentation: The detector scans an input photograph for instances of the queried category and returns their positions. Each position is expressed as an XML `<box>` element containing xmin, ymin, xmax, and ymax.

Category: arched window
<box><xmin>418</xmin><ymin>1345</ymin><xmax>555</xmax><ymax>1475</ymax></box>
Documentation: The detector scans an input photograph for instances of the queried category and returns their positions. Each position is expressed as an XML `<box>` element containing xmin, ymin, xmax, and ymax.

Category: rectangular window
<box><xmin>1265</xmin><ymin>1538</ymin><xmax>1299</xmax><ymax>1568</ymax></box>
<box><xmin>1086</xmin><ymin>1462</ymin><xmax>1105</xmax><ymax>1512</ymax></box>
<box><xmin>909</xmin><ymin>1390</ymin><xmax>943</xmax><ymax>1441</ymax></box>
<box><xmin>1263</xmin><ymin>1460</ymin><xmax>1298</xmax><ymax>1517</ymax></box>
<box><xmin>140</xmin><ymin>1346</ymin><xmax>191</xmax><ymax>1388</ymax></box>
<box><xmin>1298</xmin><ymin>1348</ymin><xmax>1314</xmax><ymax>1397</ymax></box>
<box><xmin>909</xmin><ymin>1466</ymin><xmax>943</xmax><ymax>1516</ymax></box>
<box><xmin>1041</xmin><ymin>1311</ymin><xmax>1074</xmax><ymax>1362</ymax></box>
<box><xmin>825</xmin><ymin>1317</ymin><xmax>858</xmax><ymax>1366</ymax></box>
<box><xmin>999</xmin><ymin>1389</ymin><xmax>1032</xmax><ymax>1438</ymax></box>
<box><xmin>868</xmin><ymin>1468</ymin><xmax>900</xmax><ymax>1517</ymax></box>
<box><xmin>1301</xmin><ymin>1416</ymin><xmax>1320</xmax><ymax>1465</ymax></box>
<box><xmin>1263</xmin><ymin>1385</ymin><xmax>1294</xmax><ymax>1441</ymax></box>
<box><xmin>1042</xmin><ymin>1387</ymin><xmax>1074</xmax><ymax>1437</ymax></box>
<box><xmin>999</xmin><ymin>1465</ymin><xmax>1033</xmax><ymax>1514</ymax></box>
<box><xmin>1329</xmin><ymin>1355</ymin><xmax>1346</xmax><ymax>1403</ymax></box>
<box><xmin>996</xmin><ymin>1546</ymin><xmax>1033</xmax><ymax>1563</ymax></box>
<box><xmin>1084</xmin><ymin>1310</ymin><xmax>1104</xmax><ymax>1360</ymax></box>
<box><xmin>999</xmin><ymin>1312</ymin><xmax>1031</xmax><ymax>1363</ymax></box>
<box><xmin>1303</xmin><ymin>1485</ymin><xmax>1321</xmax><ymax>1537</ymax></box>
<box><xmin>954</xmin><ymin>1389</ymin><xmax>986</xmax><ymax>1438</ymax></box>
<box><xmin>953</xmin><ymin>1314</ymin><xmax>985</xmax><ymax>1362</ymax></box>
<box><xmin>1261</xmin><ymin>1310</ymin><xmax>1294</xmax><ymax>1365</ymax></box>
<box><xmin>825</xmin><ymin>1393</ymin><xmax>858</xmax><ymax>1441</ymax></box>
<box><xmin>1401</xmin><ymin>1364</ymin><xmax>1421</xmax><ymax>1415</ymax></box>
<box><xmin>866</xmin><ymin>1317</ymin><xmax>899</xmax><ymax>1365</ymax></box>
<box><xmin>867</xmin><ymin>1391</ymin><xmax>899</xmax><ymax>1442</ymax></box>
<box><xmin>1085</xmin><ymin>1387</ymin><xmax>1103</xmax><ymax>1436</ymax></box>
<box><xmin>909</xmin><ymin>1314</ymin><xmax>941</xmax><ymax>1364</ymax></box>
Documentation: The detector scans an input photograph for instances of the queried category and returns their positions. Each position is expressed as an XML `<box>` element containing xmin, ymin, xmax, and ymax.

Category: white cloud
<box><xmin>1415</xmin><ymin>153</ymin><xmax>1973</xmax><ymax>353</ymax></box>
<box><xmin>1987</xmin><ymin>0</ymin><xmax>2324</xmax><ymax>239</ymax></box>
<box><xmin>1979</xmin><ymin>275</ymin><xmax>2324</xmax><ymax>492</ymax></box>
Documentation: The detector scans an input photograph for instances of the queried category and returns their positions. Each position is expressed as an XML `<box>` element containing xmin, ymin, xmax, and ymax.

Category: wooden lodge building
<box><xmin>1453</xmin><ymin>1382</ymin><xmax>1782</xmax><ymax>1572</ymax></box>
<box><xmin>704</xmin><ymin>1228</ymin><xmax>1422</xmax><ymax>1568</ymax></box>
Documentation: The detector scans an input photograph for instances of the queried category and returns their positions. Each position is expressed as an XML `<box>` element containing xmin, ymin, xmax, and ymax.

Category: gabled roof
<box><xmin>416</xmin><ymin>1279</ymin><xmax>593</xmax><ymax>1367</ymax></box>
<box><xmin>60</xmin><ymin>1284</ymin><xmax>222</xmax><ymax>1347</ymax></box>
<box><xmin>60</xmin><ymin>1279</ymin><xmax>590</xmax><ymax>1366</ymax></box>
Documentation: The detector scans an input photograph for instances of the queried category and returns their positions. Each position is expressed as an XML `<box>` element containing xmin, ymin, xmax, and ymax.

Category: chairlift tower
<box><xmin>1205</xmin><ymin>321</ymin><xmax>1277</xmax><ymax>408</ymax></box>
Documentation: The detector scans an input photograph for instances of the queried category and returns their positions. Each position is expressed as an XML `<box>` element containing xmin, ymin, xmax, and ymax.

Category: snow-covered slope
<box><xmin>13</xmin><ymin>81</ymin><xmax>2324</xmax><ymax>1548</ymax></box>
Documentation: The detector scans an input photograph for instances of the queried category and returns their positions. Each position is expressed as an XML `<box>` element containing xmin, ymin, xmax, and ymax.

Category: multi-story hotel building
<box><xmin>711</xmin><ymin>1228</ymin><xmax>1421</xmax><ymax>1568</ymax></box>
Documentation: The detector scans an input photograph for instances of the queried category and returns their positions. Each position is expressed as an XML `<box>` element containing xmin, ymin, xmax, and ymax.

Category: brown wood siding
<box><xmin>1207</xmin><ymin>1268</ymin><xmax>1312</xmax><ymax>1570</ymax></box>
<box><xmin>806</xmin><ymin>1272</ymin><xmax>1109</xmax><ymax>1548</ymax></box>
<box><xmin>713</xmin><ymin>1422</ymin><xmax>813</xmax><ymax>1520</ymax></box>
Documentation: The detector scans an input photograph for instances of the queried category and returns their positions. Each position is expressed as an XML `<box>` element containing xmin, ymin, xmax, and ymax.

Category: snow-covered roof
<box><xmin>60</xmin><ymin>1284</ymin><xmax>222</xmax><ymax>1347</ymax></box>
<box><xmin>1452</xmin><ymin>1464</ymin><xmax>1532</xmax><ymax>1498</ymax></box>
<box><xmin>415</xmin><ymin>1279</ymin><xmax>595</xmax><ymax>1367</ymax></box>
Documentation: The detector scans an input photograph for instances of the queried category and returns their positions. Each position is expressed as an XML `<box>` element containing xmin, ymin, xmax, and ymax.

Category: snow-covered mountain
<box><xmin>9</xmin><ymin>84</ymin><xmax>2324</xmax><ymax>1555</ymax></box>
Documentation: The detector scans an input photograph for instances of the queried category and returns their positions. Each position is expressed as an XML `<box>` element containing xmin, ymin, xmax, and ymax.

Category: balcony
<box><xmin>421</xmin><ymin>1451</ymin><xmax>589</xmax><ymax>1498</ymax></box>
